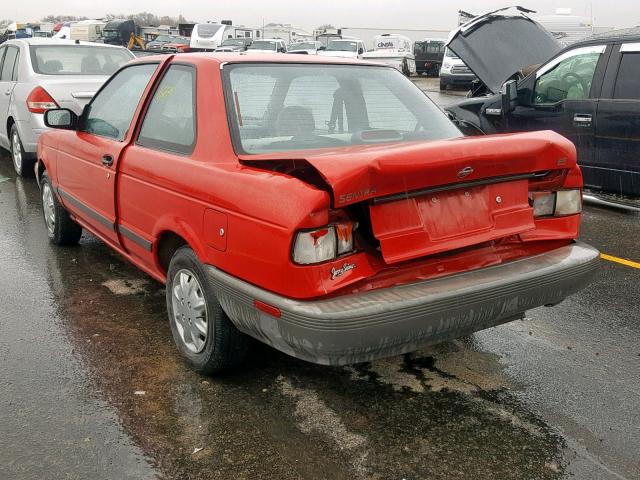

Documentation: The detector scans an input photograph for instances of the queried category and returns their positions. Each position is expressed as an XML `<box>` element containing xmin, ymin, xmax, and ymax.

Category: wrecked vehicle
<box><xmin>446</xmin><ymin>7</ymin><xmax>640</xmax><ymax>202</ymax></box>
<box><xmin>36</xmin><ymin>54</ymin><xmax>599</xmax><ymax>374</ymax></box>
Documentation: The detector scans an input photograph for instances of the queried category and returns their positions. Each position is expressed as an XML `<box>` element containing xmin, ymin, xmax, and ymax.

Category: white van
<box><xmin>361</xmin><ymin>34</ymin><xmax>416</xmax><ymax>76</ymax></box>
<box><xmin>70</xmin><ymin>20</ymin><xmax>106</xmax><ymax>42</ymax></box>
<box><xmin>439</xmin><ymin>47</ymin><xmax>477</xmax><ymax>90</ymax></box>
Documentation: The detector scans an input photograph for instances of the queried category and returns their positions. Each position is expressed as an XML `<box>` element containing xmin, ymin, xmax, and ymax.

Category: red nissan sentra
<box><xmin>36</xmin><ymin>54</ymin><xmax>600</xmax><ymax>374</ymax></box>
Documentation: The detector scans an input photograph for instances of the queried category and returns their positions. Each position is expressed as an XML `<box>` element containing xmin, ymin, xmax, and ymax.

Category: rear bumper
<box><xmin>205</xmin><ymin>242</ymin><xmax>600</xmax><ymax>365</ymax></box>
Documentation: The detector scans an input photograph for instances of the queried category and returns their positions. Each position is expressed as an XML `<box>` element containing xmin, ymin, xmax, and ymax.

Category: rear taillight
<box><xmin>27</xmin><ymin>86</ymin><xmax>58</xmax><ymax>114</ymax></box>
<box><xmin>292</xmin><ymin>221</ymin><xmax>357</xmax><ymax>265</ymax></box>
<box><xmin>529</xmin><ymin>189</ymin><xmax>582</xmax><ymax>218</ymax></box>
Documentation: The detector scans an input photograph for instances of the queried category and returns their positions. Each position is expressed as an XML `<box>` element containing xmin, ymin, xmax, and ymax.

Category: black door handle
<box><xmin>102</xmin><ymin>154</ymin><xmax>113</xmax><ymax>167</ymax></box>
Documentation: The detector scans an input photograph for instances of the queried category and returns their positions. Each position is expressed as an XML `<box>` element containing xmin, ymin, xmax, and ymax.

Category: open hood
<box><xmin>446</xmin><ymin>6</ymin><xmax>561</xmax><ymax>93</ymax></box>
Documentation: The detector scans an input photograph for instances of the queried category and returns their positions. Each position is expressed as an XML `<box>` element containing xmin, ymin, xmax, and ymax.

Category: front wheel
<box><xmin>166</xmin><ymin>247</ymin><xmax>249</xmax><ymax>374</ymax></box>
<box><xmin>11</xmin><ymin>124</ymin><xmax>35</xmax><ymax>177</ymax></box>
<box><xmin>439</xmin><ymin>80</ymin><xmax>447</xmax><ymax>91</ymax></box>
<box><xmin>41</xmin><ymin>172</ymin><xmax>83</xmax><ymax>245</ymax></box>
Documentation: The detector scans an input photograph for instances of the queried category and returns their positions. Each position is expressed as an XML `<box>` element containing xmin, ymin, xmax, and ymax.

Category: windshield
<box><xmin>102</xmin><ymin>30</ymin><xmax>119</xmax><ymax>38</ymax></box>
<box><xmin>196</xmin><ymin>24</ymin><xmax>223</xmax><ymax>38</ymax></box>
<box><xmin>222</xmin><ymin>39</ymin><xmax>245</xmax><ymax>46</ymax></box>
<box><xmin>291</xmin><ymin>42</ymin><xmax>316</xmax><ymax>50</ymax></box>
<box><xmin>224</xmin><ymin>64</ymin><xmax>460</xmax><ymax>154</ymax></box>
<box><xmin>444</xmin><ymin>48</ymin><xmax>459</xmax><ymax>59</ymax></box>
<box><xmin>248</xmin><ymin>41</ymin><xmax>277</xmax><ymax>50</ymax></box>
<box><xmin>30</xmin><ymin>45</ymin><xmax>133</xmax><ymax>75</ymax></box>
<box><xmin>327</xmin><ymin>40</ymin><xmax>358</xmax><ymax>52</ymax></box>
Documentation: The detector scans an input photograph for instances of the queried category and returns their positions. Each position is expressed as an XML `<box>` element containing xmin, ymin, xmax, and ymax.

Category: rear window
<box><xmin>613</xmin><ymin>53</ymin><xmax>640</xmax><ymax>100</ymax></box>
<box><xmin>30</xmin><ymin>45</ymin><xmax>132</xmax><ymax>75</ymax></box>
<box><xmin>224</xmin><ymin>64</ymin><xmax>460</xmax><ymax>155</ymax></box>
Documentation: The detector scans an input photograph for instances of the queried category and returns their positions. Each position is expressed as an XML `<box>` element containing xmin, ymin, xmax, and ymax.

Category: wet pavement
<box><xmin>1</xmin><ymin>82</ymin><xmax>639</xmax><ymax>480</ymax></box>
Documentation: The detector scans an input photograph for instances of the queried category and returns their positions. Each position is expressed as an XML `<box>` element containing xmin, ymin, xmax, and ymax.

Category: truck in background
<box><xmin>101</xmin><ymin>19</ymin><xmax>145</xmax><ymax>50</ymax></box>
<box><xmin>413</xmin><ymin>38</ymin><xmax>446</xmax><ymax>76</ymax></box>
<box><xmin>70</xmin><ymin>20</ymin><xmax>106</xmax><ymax>42</ymax></box>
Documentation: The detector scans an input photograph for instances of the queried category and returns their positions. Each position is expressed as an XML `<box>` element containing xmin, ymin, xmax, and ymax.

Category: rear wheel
<box><xmin>11</xmin><ymin>124</ymin><xmax>35</xmax><ymax>177</ymax></box>
<box><xmin>439</xmin><ymin>80</ymin><xmax>447</xmax><ymax>91</ymax></box>
<box><xmin>166</xmin><ymin>247</ymin><xmax>249</xmax><ymax>375</ymax></box>
<box><xmin>41</xmin><ymin>172</ymin><xmax>83</xmax><ymax>246</ymax></box>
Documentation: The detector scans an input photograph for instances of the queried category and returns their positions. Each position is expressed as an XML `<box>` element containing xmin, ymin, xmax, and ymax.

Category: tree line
<box><xmin>40</xmin><ymin>12</ymin><xmax>193</xmax><ymax>27</ymax></box>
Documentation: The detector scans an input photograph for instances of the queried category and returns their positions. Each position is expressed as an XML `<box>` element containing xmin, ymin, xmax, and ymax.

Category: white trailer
<box><xmin>338</xmin><ymin>27</ymin><xmax>449</xmax><ymax>50</ymax></box>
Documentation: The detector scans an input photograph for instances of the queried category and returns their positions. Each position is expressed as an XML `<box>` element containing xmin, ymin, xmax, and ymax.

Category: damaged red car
<box><xmin>36</xmin><ymin>54</ymin><xmax>600</xmax><ymax>374</ymax></box>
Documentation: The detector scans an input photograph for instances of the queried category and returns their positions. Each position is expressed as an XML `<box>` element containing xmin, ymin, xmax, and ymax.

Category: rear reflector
<box><xmin>253</xmin><ymin>300</ymin><xmax>281</xmax><ymax>318</ymax></box>
<box><xmin>27</xmin><ymin>86</ymin><xmax>58</xmax><ymax>114</ymax></box>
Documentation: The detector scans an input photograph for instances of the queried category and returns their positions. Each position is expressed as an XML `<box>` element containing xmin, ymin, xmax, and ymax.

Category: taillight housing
<box><xmin>292</xmin><ymin>221</ymin><xmax>357</xmax><ymax>265</ymax></box>
<box><xmin>27</xmin><ymin>86</ymin><xmax>58</xmax><ymax>114</ymax></box>
<box><xmin>529</xmin><ymin>189</ymin><xmax>582</xmax><ymax>218</ymax></box>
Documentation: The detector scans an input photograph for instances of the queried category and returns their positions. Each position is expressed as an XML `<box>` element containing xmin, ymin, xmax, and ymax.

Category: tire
<box><xmin>402</xmin><ymin>60</ymin><xmax>410</xmax><ymax>77</ymax></box>
<box><xmin>41</xmin><ymin>171</ymin><xmax>83</xmax><ymax>246</ymax></box>
<box><xmin>439</xmin><ymin>80</ymin><xmax>447</xmax><ymax>91</ymax></box>
<box><xmin>10</xmin><ymin>124</ymin><xmax>35</xmax><ymax>177</ymax></box>
<box><xmin>166</xmin><ymin>246</ymin><xmax>249</xmax><ymax>375</ymax></box>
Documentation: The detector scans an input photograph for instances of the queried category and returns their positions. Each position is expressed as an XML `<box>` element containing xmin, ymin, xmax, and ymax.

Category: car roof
<box><xmin>4</xmin><ymin>38</ymin><xmax>128</xmax><ymax>49</ymax></box>
<box><xmin>572</xmin><ymin>26</ymin><xmax>640</xmax><ymax>48</ymax></box>
<box><xmin>131</xmin><ymin>52</ymin><xmax>389</xmax><ymax>68</ymax></box>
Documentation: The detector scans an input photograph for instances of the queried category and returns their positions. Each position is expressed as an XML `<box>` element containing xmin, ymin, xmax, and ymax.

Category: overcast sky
<box><xmin>5</xmin><ymin>0</ymin><xmax>638</xmax><ymax>31</ymax></box>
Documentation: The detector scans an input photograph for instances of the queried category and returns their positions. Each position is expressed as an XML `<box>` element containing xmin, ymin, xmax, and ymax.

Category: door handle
<box><xmin>101</xmin><ymin>154</ymin><xmax>114</xmax><ymax>167</ymax></box>
<box><xmin>573</xmin><ymin>113</ymin><xmax>593</xmax><ymax>127</ymax></box>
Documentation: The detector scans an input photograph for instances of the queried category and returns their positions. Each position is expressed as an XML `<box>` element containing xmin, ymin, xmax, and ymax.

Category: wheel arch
<box><xmin>155</xmin><ymin>226</ymin><xmax>208</xmax><ymax>278</ymax></box>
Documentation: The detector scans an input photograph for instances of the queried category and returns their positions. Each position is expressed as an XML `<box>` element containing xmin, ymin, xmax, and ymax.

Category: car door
<box><xmin>509</xmin><ymin>44</ymin><xmax>608</xmax><ymax>168</ymax></box>
<box><xmin>56</xmin><ymin>62</ymin><xmax>159</xmax><ymax>247</ymax></box>
<box><xmin>593</xmin><ymin>43</ymin><xmax>640</xmax><ymax>196</ymax></box>
<box><xmin>117</xmin><ymin>63</ymin><xmax>198</xmax><ymax>267</ymax></box>
<box><xmin>0</xmin><ymin>45</ymin><xmax>19</xmax><ymax>148</ymax></box>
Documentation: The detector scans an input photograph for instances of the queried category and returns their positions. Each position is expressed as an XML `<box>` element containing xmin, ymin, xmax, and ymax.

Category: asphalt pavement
<box><xmin>0</xmin><ymin>80</ymin><xmax>638</xmax><ymax>480</ymax></box>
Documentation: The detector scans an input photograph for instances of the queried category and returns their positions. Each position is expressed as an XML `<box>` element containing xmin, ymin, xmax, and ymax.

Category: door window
<box><xmin>613</xmin><ymin>53</ymin><xmax>640</xmax><ymax>100</ymax></box>
<box><xmin>137</xmin><ymin>65</ymin><xmax>196</xmax><ymax>154</ymax></box>
<box><xmin>534</xmin><ymin>46</ymin><xmax>604</xmax><ymax>104</ymax></box>
<box><xmin>0</xmin><ymin>47</ymin><xmax>19</xmax><ymax>81</ymax></box>
<box><xmin>82</xmin><ymin>63</ymin><xmax>157</xmax><ymax>141</ymax></box>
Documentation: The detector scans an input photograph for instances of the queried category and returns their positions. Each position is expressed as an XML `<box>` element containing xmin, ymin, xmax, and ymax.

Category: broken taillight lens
<box><xmin>292</xmin><ymin>221</ymin><xmax>356</xmax><ymax>265</ymax></box>
<box><xmin>27</xmin><ymin>86</ymin><xmax>58</xmax><ymax>114</ymax></box>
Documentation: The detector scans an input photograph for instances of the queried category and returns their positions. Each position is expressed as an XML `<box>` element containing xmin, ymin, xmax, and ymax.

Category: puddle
<box><xmin>102</xmin><ymin>278</ymin><xmax>150</xmax><ymax>295</ymax></box>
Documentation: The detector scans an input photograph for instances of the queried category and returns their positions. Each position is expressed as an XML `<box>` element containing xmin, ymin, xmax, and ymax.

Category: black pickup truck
<box><xmin>445</xmin><ymin>7</ymin><xmax>640</xmax><ymax>204</ymax></box>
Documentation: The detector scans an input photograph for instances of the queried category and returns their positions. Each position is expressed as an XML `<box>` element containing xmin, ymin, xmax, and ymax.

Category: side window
<box><xmin>0</xmin><ymin>47</ymin><xmax>6</xmax><ymax>75</ymax></box>
<box><xmin>613</xmin><ymin>53</ymin><xmax>640</xmax><ymax>100</ymax></box>
<box><xmin>534</xmin><ymin>47</ymin><xmax>603</xmax><ymax>104</ymax></box>
<box><xmin>0</xmin><ymin>47</ymin><xmax>19</xmax><ymax>82</ymax></box>
<box><xmin>138</xmin><ymin>65</ymin><xmax>196</xmax><ymax>154</ymax></box>
<box><xmin>82</xmin><ymin>63</ymin><xmax>157</xmax><ymax>141</ymax></box>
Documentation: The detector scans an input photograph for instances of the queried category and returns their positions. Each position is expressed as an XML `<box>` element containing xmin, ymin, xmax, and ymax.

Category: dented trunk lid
<box><xmin>240</xmin><ymin>131</ymin><xmax>576</xmax><ymax>264</ymax></box>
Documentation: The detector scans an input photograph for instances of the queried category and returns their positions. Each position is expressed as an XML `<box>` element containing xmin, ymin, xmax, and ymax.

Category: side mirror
<box><xmin>500</xmin><ymin>80</ymin><xmax>518</xmax><ymax>115</ymax></box>
<box><xmin>44</xmin><ymin>108</ymin><xmax>78</xmax><ymax>130</ymax></box>
<box><xmin>279</xmin><ymin>47</ymin><xmax>286</xmax><ymax>53</ymax></box>
<box><xmin>318</xmin><ymin>46</ymin><xmax>326</xmax><ymax>51</ymax></box>
<box><xmin>358</xmin><ymin>47</ymin><xmax>364</xmax><ymax>55</ymax></box>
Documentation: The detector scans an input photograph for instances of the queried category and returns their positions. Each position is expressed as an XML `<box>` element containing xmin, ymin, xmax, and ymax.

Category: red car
<box><xmin>36</xmin><ymin>54</ymin><xmax>599</xmax><ymax>374</ymax></box>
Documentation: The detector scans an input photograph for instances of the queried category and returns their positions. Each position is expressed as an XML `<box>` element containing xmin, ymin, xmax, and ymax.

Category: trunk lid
<box><xmin>241</xmin><ymin>131</ymin><xmax>575</xmax><ymax>264</ymax></box>
<box><xmin>446</xmin><ymin>6</ymin><xmax>561</xmax><ymax>93</ymax></box>
<box><xmin>38</xmin><ymin>75</ymin><xmax>109</xmax><ymax>114</ymax></box>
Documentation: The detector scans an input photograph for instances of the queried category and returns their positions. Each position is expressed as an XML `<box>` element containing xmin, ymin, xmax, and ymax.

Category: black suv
<box><xmin>445</xmin><ymin>8</ymin><xmax>640</xmax><ymax>202</ymax></box>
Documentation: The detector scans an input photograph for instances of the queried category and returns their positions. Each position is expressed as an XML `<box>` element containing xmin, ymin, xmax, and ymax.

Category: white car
<box><xmin>246</xmin><ymin>39</ymin><xmax>287</xmax><ymax>54</ymax></box>
<box><xmin>288</xmin><ymin>41</ymin><xmax>323</xmax><ymax>55</ymax></box>
<box><xmin>0</xmin><ymin>38</ymin><xmax>134</xmax><ymax>176</ymax></box>
<box><xmin>317</xmin><ymin>39</ymin><xmax>367</xmax><ymax>59</ymax></box>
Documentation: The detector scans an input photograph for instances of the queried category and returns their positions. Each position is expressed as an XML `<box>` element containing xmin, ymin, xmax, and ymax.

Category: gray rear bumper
<box><xmin>205</xmin><ymin>242</ymin><xmax>600</xmax><ymax>365</ymax></box>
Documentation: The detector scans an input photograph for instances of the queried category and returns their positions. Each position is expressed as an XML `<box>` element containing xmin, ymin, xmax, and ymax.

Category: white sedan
<box><xmin>0</xmin><ymin>38</ymin><xmax>134</xmax><ymax>176</ymax></box>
